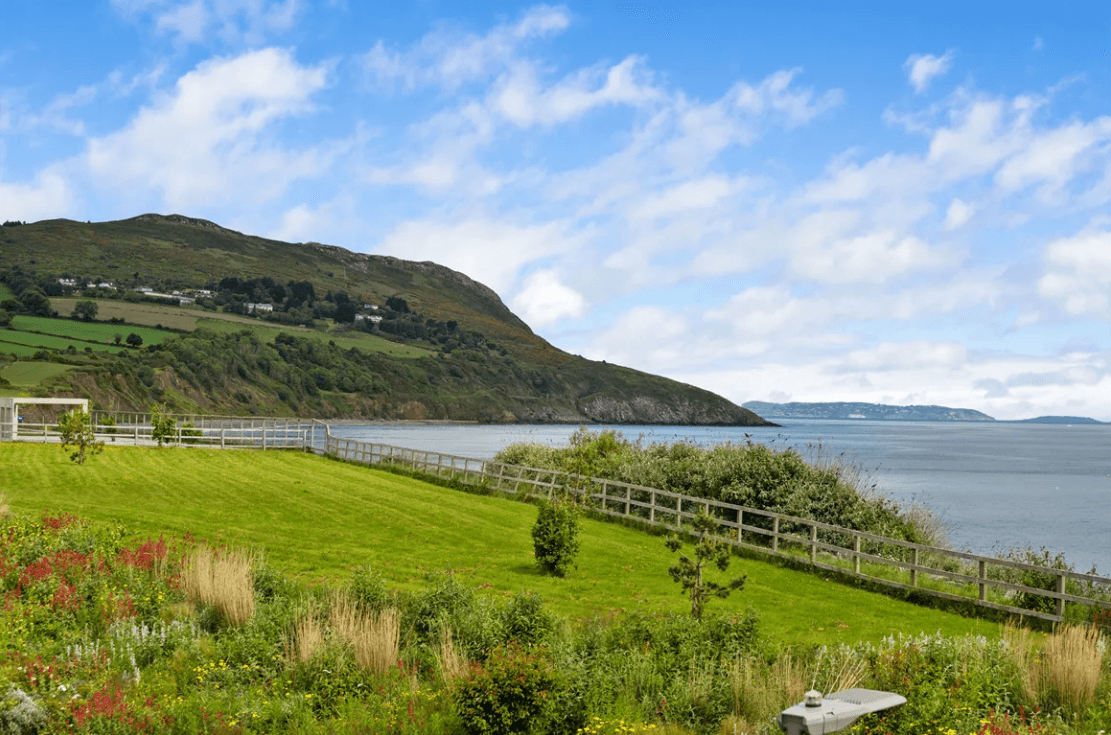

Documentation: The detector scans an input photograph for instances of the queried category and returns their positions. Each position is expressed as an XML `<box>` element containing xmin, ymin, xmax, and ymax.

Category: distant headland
<box><xmin>741</xmin><ymin>401</ymin><xmax>1107</xmax><ymax>424</ymax></box>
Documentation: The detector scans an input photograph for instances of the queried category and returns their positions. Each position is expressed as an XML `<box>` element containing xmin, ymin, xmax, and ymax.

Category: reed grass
<box><xmin>329</xmin><ymin>595</ymin><xmax>400</xmax><ymax>676</ymax></box>
<box><xmin>725</xmin><ymin>652</ymin><xmax>806</xmax><ymax>731</ymax></box>
<box><xmin>436</xmin><ymin>627</ymin><xmax>466</xmax><ymax>684</ymax></box>
<box><xmin>810</xmin><ymin>644</ymin><xmax>866</xmax><ymax>695</ymax></box>
<box><xmin>1001</xmin><ymin>621</ymin><xmax>1038</xmax><ymax>706</ymax></box>
<box><xmin>286</xmin><ymin>611</ymin><xmax>324</xmax><ymax>665</ymax></box>
<box><xmin>1038</xmin><ymin>624</ymin><xmax>1103</xmax><ymax>714</ymax></box>
<box><xmin>180</xmin><ymin>546</ymin><xmax>255</xmax><ymax>626</ymax></box>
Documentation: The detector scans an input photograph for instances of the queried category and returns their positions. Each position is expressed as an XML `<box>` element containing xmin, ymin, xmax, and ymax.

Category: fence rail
<box><xmin>319</xmin><ymin>430</ymin><xmax>1111</xmax><ymax>625</ymax></box>
<box><xmin>12</xmin><ymin>412</ymin><xmax>320</xmax><ymax>451</ymax></box>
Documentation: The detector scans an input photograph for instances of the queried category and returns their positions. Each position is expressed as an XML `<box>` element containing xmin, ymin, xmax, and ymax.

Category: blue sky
<box><xmin>2</xmin><ymin>2</ymin><xmax>1109</xmax><ymax>420</ymax></box>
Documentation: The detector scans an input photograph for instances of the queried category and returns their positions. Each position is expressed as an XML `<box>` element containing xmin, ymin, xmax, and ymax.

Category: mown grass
<box><xmin>0</xmin><ymin>443</ymin><xmax>999</xmax><ymax>647</ymax></box>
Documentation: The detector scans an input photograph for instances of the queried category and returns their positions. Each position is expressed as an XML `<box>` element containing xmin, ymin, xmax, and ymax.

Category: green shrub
<box><xmin>531</xmin><ymin>495</ymin><xmax>581</xmax><ymax>577</ymax></box>
<box><xmin>349</xmin><ymin>565</ymin><xmax>393</xmax><ymax>613</ymax></box>
<box><xmin>455</xmin><ymin>643</ymin><xmax>561</xmax><ymax>735</ymax></box>
<box><xmin>500</xmin><ymin>590</ymin><xmax>556</xmax><ymax>646</ymax></box>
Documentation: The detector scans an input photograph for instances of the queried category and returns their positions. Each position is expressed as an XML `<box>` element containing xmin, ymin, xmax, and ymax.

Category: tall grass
<box><xmin>180</xmin><ymin>546</ymin><xmax>255</xmax><ymax>626</ymax></box>
<box><xmin>329</xmin><ymin>595</ymin><xmax>401</xmax><ymax>676</ymax></box>
<box><xmin>723</xmin><ymin>652</ymin><xmax>806</xmax><ymax>733</ymax></box>
<box><xmin>287</xmin><ymin>611</ymin><xmax>325</xmax><ymax>665</ymax></box>
<box><xmin>436</xmin><ymin>627</ymin><xmax>467</xmax><ymax>684</ymax></box>
<box><xmin>1038</xmin><ymin>624</ymin><xmax>1104</xmax><ymax>714</ymax></box>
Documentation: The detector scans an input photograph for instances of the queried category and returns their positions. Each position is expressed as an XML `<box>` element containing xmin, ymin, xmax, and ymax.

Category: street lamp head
<box><xmin>778</xmin><ymin>688</ymin><xmax>907</xmax><ymax>735</ymax></box>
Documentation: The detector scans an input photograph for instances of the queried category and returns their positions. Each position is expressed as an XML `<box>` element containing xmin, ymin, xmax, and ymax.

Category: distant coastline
<box><xmin>742</xmin><ymin>401</ymin><xmax>1107</xmax><ymax>424</ymax></box>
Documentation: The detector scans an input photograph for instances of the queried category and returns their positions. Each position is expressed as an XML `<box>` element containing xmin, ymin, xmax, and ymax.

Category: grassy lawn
<box><xmin>0</xmin><ymin>361</ymin><xmax>75</xmax><ymax>388</ymax></box>
<box><xmin>0</xmin><ymin>443</ymin><xmax>999</xmax><ymax>647</ymax></box>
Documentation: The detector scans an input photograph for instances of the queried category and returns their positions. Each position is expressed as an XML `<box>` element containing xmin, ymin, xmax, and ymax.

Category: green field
<box><xmin>0</xmin><ymin>443</ymin><xmax>997</xmax><ymax>647</ymax></box>
<box><xmin>47</xmin><ymin>298</ymin><xmax>433</xmax><ymax>359</ymax></box>
<box><xmin>0</xmin><ymin>283</ymin><xmax>13</xmax><ymax>300</ymax></box>
<box><xmin>52</xmin><ymin>298</ymin><xmax>202</xmax><ymax>331</ymax></box>
<box><xmin>0</xmin><ymin>361</ymin><xmax>75</xmax><ymax>387</ymax></box>
<box><xmin>11</xmin><ymin>315</ymin><xmax>175</xmax><ymax>345</ymax></box>
<box><xmin>198</xmin><ymin>317</ymin><xmax>434</xmax><ymax>359</ymax></box>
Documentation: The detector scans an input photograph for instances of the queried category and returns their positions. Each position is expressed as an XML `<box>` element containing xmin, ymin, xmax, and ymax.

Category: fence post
<box><xmin>978</xmin><ymin>560</ymin><xmax>987</xmax><ymax>601</ymax></box>
<box><xmin>911</xmin><ymin>548</ymin><xmax>919</xmax><ymax>587</ymax></box>
<box><xmin>649</xmin><ymin>491</ymin><xmax>656</xmax><ymax>524</ymax></box>
<box><xmin>221</xmin><ymin>429</ymin><xmax>225</xmax><ymax>449</ymax></box>
<box><xmin>1056</xmin><ymin>573</ymin><xmax>1066</xmax><ymax>619</ymax></box>
<box><xmin>809</xmin><ymin>524</ymin><xmax>817</xmax><ymax>564</ymax></box>
<box><xmin>853</xmin><ymin>535</ymin><xmax>861</xmax><ymax>574</ymax></box>
<box><xmin>772</xmin><ymin>517</ymin><xmax>779</xmax><ymax>553</ymax></box>
<box><xmin>262</xmin><ymin>429</ymin><xmax>267</xmax><ymax>451</ymax></box>
<box><xmin>624</xmin><ymin>487</ymin><xmax>631</xmax><ymax>516</ymax></box>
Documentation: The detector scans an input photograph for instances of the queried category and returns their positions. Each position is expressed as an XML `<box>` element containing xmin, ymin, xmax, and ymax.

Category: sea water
<box><xmin>327</xmin><ymin>420</ymin><xmax>1111</xmax><ymax>574</ymax></box>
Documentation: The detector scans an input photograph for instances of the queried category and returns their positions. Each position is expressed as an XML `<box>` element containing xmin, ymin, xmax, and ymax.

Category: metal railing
<box><xmin>12</xmin><ymin>412</ymin><xmax>321</xmax><ymax>450</ymax></box>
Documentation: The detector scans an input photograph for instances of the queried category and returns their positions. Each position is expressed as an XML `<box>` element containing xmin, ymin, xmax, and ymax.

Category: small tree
<box><xmin>58</xmin><ymin>409</ymin><xmax>104</xmax><ymax>465</ymax></box>
<box><xmin>531</xmin><ymin>494</ymin><xmax>581</xmax><ymax>577</ymax></box>
<box><xmin>666</xmin><ymin>509</ymin><xmax>746</xmax><ymax>619</ymax></box>
<box><xmin>150</xmin><ymin>404</ymin><xmax>176</xmax><ymax>447</ymax></box>
<box><xmin>72</xmin><ymin>301</ymin><xmax>98</xmax><ymax>322</ymax></box>
<box><xmin>125</xmin><ymin>333</ymin><xmax>143</xmax><ymax>347</ymax></box>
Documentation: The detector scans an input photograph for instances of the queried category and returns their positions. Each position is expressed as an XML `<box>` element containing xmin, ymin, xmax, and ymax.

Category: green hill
<box><xmin>0</xmin><ymin>215</ymin><xmax>770</xmax><ymax>425</ymax></box>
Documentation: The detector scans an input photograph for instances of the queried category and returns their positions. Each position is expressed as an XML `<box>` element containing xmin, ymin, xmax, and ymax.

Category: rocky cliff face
<box><xmin>578</xmin><ymin>396</ymin><xmax>770</xmax><ymax>426</ymax></box>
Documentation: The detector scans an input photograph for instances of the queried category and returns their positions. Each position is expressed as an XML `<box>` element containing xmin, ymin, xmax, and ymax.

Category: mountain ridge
<box><xmin>0</xmin><ymin>215</ymin><xmax>771</xmax><ymax>426</ymax></box>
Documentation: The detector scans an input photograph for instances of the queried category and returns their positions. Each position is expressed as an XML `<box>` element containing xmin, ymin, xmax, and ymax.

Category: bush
<box><xmin>455</xmin><ymin>643</ymin><xmax>561</xmax><ymax>735</ymax></box>
<box><xmin>532</xmin><ymin>495</ymin><xmax>581</xmax><ymax>577</ymax></box>
<box><xmin>500</xmin><ymin>590</ymin><xmax>556</xmax><ymax>646</ymax></box>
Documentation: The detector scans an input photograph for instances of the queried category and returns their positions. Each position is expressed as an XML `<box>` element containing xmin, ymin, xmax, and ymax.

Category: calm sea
<box><xmin>327</xmin><ymin>420</ymin><xmax>1111</xmax><ymax>574</ymax></box>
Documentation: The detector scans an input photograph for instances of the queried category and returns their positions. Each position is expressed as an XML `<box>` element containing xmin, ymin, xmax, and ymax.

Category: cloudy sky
<box><xmin>3</xmin><ymin>2</ymin><xmax>1109</xmax><ymax>420</ymax></box>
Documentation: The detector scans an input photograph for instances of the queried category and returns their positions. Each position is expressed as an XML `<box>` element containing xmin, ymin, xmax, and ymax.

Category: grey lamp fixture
<box><xmin>778</xmin><ymin>688</ymin><xmax>907</xmax><ymax>735</ymax></box>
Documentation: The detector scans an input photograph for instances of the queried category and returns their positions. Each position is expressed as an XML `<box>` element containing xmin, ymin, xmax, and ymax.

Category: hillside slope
<box><xmin>0</xmin><ymin>215</ymin><xmax>771</xmax><ymax>425</ymax></box>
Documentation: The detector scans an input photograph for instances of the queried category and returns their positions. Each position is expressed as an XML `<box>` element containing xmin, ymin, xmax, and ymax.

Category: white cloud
<box><xmin>491</xmin><ymin>55</ymin><xmax>663</xmax><ymax>128</ymax></box>
<box><xmin>904</xmin><ymin>51</ymin><xmax>955</xmax><ymax>93</ymax></box>
<box><xmin>112</xmin><ymin>0</ymin><xmax>300</xmax><ymax>45</ymax></box>
<box><xmin>86</xmin><ymin>48</ymin><xmax>337</xmax><ymax>210</ymax></box>
<box><xmin>789</xmin><ymin>229</ymin><xmax>955</xmax><ymax>284</ymax></box>
<box><xmin>0</xmin><ymin>169</ymin><xmax>73</xmax><ymax>222</ymax></box>
<box><xmin>1037</xmin><ymin>228</ymin><xmax>1111</xmax><ymax>316</ymax></box>
<box><xmin>666</xmin><ymin>349</ymin><xmax>1109</xmax><ymax>421</ymax></box>
<box><xmin>511</xmin><ymin>269</ymin><xmax>585</xmax><ymax>326</ymax></box>
<box><xmin>626</xmin><ymin>175</ymin><xmax>741</xmax><ymax>221</ymax></box>
<box><xmin>943</xmin><ymin>197</ymin><xmax>974</xmax><ymax>230</ymax></box>
<box><xmin>364</xmin><ymin>5</ymin><xmax>570</xmax><ymax>92</ymax></box>
<box><xmin>994</xmin><ymin>118</ymin><xmax>1111</xmax><ymax>200</ymax></box>
<box><xmin>374</xmin><ymin>216</ymin><xmax>582</xmax><ymax>295</ymax></box>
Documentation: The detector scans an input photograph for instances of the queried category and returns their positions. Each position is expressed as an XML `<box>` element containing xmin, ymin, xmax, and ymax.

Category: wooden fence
<box><xmin>319</xmin><ymin>431</ymin><xmax>1111</xmax><ymax>625</ymax></box>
